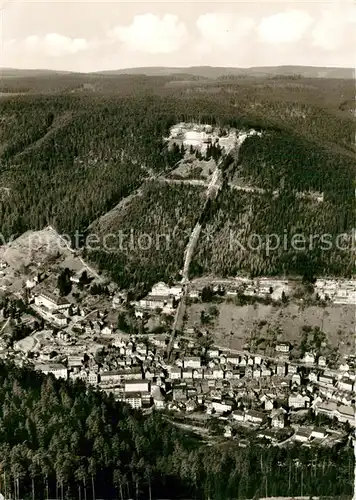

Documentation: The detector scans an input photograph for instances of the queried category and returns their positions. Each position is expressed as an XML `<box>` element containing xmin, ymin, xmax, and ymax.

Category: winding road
<box><xmin>166</xmin><ymin>143</ymin><xmax>236</xmax><ymax>361</ymax></box>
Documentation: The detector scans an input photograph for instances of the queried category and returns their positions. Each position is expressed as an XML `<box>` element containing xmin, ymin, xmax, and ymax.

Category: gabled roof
<box><xmin>36</xmin><ymin>363</ymin><xmax>67</xmax><ymax>371</ymax></box>
<box><xmin>295</xmin><ymin>427</ymin><xmax>312</xmax><ymax>438</ymax></box>
<box><xmin>37</xmin><ymin>291</ymin><xmax>70</xmax><ymax>307</ymax></box>
<box><xmin>125</xmin><ymin>378</ymin><xmax>147</xmax><ymax>385</ymax></box>
<box><xmin>312</xmin><ymin>427</ymin><xmax>327</xmax><ymax>434</ymax></box>
<box><xmin>245</xmin><ymin>409</ymin><xmax>265</xmax><ymax>419</ymax></box>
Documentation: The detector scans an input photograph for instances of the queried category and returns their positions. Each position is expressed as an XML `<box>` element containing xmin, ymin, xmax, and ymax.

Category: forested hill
<box><xmin>0</xmin><ymin>362</ymin><xmax>353</xmax><ymax>500</ymax></box>
<box><xmin>0</xmin><ymin>91</ymin><xmax>354</xmax><ymax>236</ymax></box>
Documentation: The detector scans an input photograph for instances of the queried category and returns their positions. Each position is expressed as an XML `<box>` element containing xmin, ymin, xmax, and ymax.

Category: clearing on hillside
<box><xmin>183</xmin><ymin>301</ymin><xmax>355</xmax><ymax>359</ymax></box>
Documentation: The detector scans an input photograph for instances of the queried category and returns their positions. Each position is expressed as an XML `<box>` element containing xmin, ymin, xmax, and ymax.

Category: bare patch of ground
<box><xmin>0</xmin><ymin>227</ymin><xmax>101</xmax><ymax>294</ymax></box>
<box><xmin>87</xmin><ymin>187</ymin><xmax>144</xmax><ymax>232</ymax></box>
<box><xmin>169</xmin><ymin>156</ymin><xmax>216</xmax><ymax>181</ymax></box>
<box><xmin>0</xmin><ymin>227</ymin><xmax>72</xmax><ymax>270</ymax></box>
<box><xmin>0</xmin><ymin>92</ymin><xmax>26</xmax><ymax>97</ymax></box>
<box><xmin>14</xmin><ymin>335</ymin><xmax>36</xmax><ymax>353</ymax></box>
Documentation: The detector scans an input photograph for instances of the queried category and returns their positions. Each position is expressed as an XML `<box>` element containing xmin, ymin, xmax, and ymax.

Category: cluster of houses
<box><xmin>314</xmin><ymin>279</ymin><xmax>356</xmax><ymax>305</ymax></box>
<box><xmin>23</xmin><ymin>272</ymin><xmax>121</xmax><ymax>337</ymax></box>
<box><xmin>165</xmin><ymin>346</ymin><xmax>355</xmax><ymax>429</ymax></box>
<box><xmin>168</xmin><ymin>123</ymin><xmax>226</xmax><ymax>154</ymax></box>
<box><xmin>132</xmin><ymin>278</ymin><xmax>293</xmax><ymax>315</ymax></box>
<box><xmin>187</xmin><ymin>278</ymin><xmax>291</xmax><ymax>301</ymax></box>
<box><xmin>1</xmin><ymin>268</ymin><xmax>355</xmax><ymax>445</ymax></box>
<box><xmin>27</xmin><ymin>331</ymin><xmax>356</xmax><ymax>438</ymax></box>
<box><xmin>32</xmin><ymin>336</ymin><xmax>169</xmax><ymax>411</ymax></box>
<box><xmin>30</xmin><ymin>289</ymin><xmax>116</xmax><ymax>336</ymax></box>
<box><xmin>186</xmin><ymin>277</ymin><xmax>356</xmax><ymax>304</ymax></box>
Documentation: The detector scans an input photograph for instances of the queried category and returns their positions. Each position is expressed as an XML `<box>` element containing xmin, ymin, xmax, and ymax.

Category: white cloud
<box><xmin>3</xmin><ymin>5</ymin><xmax>355</xmax><ymax>70</ymax></box>
<box><xmin>312</xmin><ymin>6</ymin><xmax>356</xmax><ymax>51</ymax></box>
<box><xmin>23</xmin><ymin>33</ymin><xmax>89</xmax><ymax>57</ymax></box>
<box><xmin>3</xmin><ymin>38</ymin><xmax>16</xmax><ymax>49</ymax></box>
<box><xmin>258</xmin><ymin>10</ymin><xmax>313</xmax><ymax>44</ymax></box>
<box><xmin>196</xmin><ymin>13</ymin><xmax>255</xmax><ymax>51</ymax></box>
<box><xmin>109</xmin><ymin>14</ymin><xmax>188</xmax><ymax>54</ymax></box>
<box><xmin>45</xmin><ymin>33</ymin><xmax>88</xmax><ymax>56</ymax></box>
<box><xmin>24</xmin><ymin>35</ymin><xmax>39</xmax><ymax>49</ymax></box>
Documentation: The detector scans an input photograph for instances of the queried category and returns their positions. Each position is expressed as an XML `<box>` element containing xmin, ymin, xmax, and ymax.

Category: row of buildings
<box><xmin>186</xmin><ymin>277</ymin><xmax>356</xmax><ymax>304</ymax></box>
<box><xmin>187</xmin><ymin>278</ymin><xmax>290</xmax><ymax>301</ymax></box>
<box><xmin>31</xmin><ymin>331</ymin><xmax>355</xmax><ymax>431</ymax></box>
<box><xmin>314</xmin><ymin>279</ymin><xmax>356</xmax><ymax>305</ymax></box>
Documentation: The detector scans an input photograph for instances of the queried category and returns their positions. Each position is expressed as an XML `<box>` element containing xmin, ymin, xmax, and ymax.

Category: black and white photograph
<box><xmin>0</xmin><ymin>0</ymin><xmax>355</xmax><ymax>499</ymax></box>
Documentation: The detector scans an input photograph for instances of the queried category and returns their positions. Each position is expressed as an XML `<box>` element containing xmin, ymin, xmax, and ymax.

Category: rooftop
<box><xmin>124</xmin><ymin>392</ymin><xmax>142</xmax><ymax>399</ymax></box>
<box><xmin>125</xmin><ymin>379</ymin><xmax>147</xmax><ymax>385</ymax></box>
<box><xmin>38</xmin><ymin>291</ymin><xmax>70</xmax><ymax>306</ymax></box>
<box><xmin>295</xmin><ymin>428</ymin><xmax>312</xmax><ymax>438</ymax></box>
<box><xmin>35</xmin><ymin>363</ymin><xmax>67</xmax><ymax>371</ymax></box>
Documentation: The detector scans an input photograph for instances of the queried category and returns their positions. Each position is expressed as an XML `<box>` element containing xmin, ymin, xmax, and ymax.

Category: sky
<box><xmin>1</xmin><ymin>0</ymin><xmax>356</xmax><ymax>72</ymax></box>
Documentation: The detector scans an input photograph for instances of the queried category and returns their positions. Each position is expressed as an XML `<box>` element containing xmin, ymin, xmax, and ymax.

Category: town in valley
<box><xmin>0</xmin><ymin>216</ymin><xmax>355</xmax><ymax>451</ymax></box>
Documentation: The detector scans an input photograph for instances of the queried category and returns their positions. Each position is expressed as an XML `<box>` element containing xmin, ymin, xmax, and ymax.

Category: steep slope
<box><xmin>0</xmin><ymin>95</ymin><xmax>178</xmax><ymax>238</ymax></box>
<box><xmin>87</xmin><ymin>181</ymin><xmax>206</xmax><ymax>292</ymax></box>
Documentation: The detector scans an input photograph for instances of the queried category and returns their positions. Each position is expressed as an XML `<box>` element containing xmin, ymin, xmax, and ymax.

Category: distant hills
<box><xmin>0</xmin><ymin>67</ymin><xmax>74</xmax><ymax>78</ymax></box>
<box><xmin>93</xmin><ymin>65</ymin><xmax>355</xmax><ymax>80</ymax></box>
<box><xmin>1</xmin><ymin>65</ymin><xmax>354</xmax><ymax>79</ymax></box>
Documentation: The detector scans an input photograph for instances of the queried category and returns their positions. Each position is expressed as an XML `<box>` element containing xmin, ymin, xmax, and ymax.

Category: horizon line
<box><xmin>1</xmin><ymin>63</ymin><xmax>354</xmax><ymax>75</ymax></box>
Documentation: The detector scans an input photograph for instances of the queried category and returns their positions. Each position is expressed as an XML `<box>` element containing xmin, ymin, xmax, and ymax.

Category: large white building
<box><xmin>288</xmin><ymin>393</ymin><xmax>310</xmax><ymax>409</ymax></box>
<box><xmin>210</xmin><ymin>399</ymin><xmax>234</xmax><ymax>414</ymax></box>
<box><xmin>34</xmin><ymin>292</ymin><xmax>70</xmax><ymax>312</ymax></box>
<box><xmin>151</xmin><ymin>385</ymin><xmax>165</xmax><ymax>409</ymax></box>
<box><xmin>245</xmin><ymin>409</ymin><xmax>265</xmax><ymax>424</ymax></box>
<box><xmin>169</xmin><ymin>367</ymin><xmax>182</xmax><ymax>379</ymax></box>
<box><xmin>124</xmin><ymin>379</ymin><xmax>150</xmax><ymax>393</ymax></box>
<box><xmin>137</xmin><ymin>282</ymin><xmax>183</xmax><ymax>313</ymax></box>
<box><xmin>314</xmin><ymin>401</ymin><xmax>356</xmax><ymax>426</ymax></box>
<box><xmin>302</xmin><ymin>352</ymin><xmax>315</xmax><ymax>364</ymax></box>
<box><xmin>338</xmin><ymin>378</ymin><xmax>354</xmax><ymax>392</ymax></box>
<box><xmin>150</xmin><ymin>281</ymin><xmax>183</xmax><ymax>299</ymax></box>
<box><xmin>295</xmin><ymin>428</ymin><xmax>312</xmax><ymax>442</ymax></box>
<box><xmin>35</xmin><ymin>363</ymin><xmax>68</xmax><ymax>380</ymax></box>
<box><xmin>183</xmin><ymin>130</ymin><xmax>206</xmax><ymax>148</ymax></box>
<box><xmin>124</xmin><ymin>392</ymin><xmax>142</xmax><ymax>409</ymax></box>
<box><xmin>183</xmin><ymin>356</ymin><xmax>201</xmax><ymax>369</ymax></box>
<box><xmin>271</xmin><ymin>409</ymin><xmax>286</xmax><ymax>429</ymax></box>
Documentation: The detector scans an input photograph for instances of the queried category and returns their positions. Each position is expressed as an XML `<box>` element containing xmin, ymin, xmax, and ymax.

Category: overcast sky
<box><xmin>1</xmin><ymin>0</ymin><xmax>355</xmax><ymax>72</ymax></box>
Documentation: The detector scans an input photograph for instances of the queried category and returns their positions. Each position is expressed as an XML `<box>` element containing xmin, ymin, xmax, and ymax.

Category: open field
<box><xmin>183</xmin><ymin>301</ymin><xmax>355</xmax><ymax>357</ymax></box>
<box><xmin>0</xmin><ymin>227</ymin><xmax>73</xmax><ymax>270</ymax></box>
